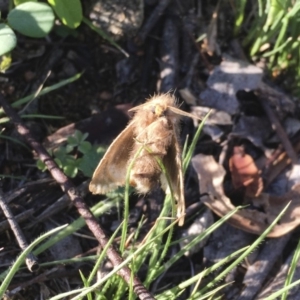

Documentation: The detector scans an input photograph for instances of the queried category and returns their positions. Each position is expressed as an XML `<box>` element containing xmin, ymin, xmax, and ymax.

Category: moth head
<box><xmin>153</xmin><ymin>103</ymin><xmax>167</xmax><ymax>117</ymax></box>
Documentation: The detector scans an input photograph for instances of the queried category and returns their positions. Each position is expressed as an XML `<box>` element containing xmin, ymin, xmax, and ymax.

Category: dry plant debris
<box><xmin>1</xmin><ymin>0</ymin><xmax>300</xmax><ymax>299</ymax></box>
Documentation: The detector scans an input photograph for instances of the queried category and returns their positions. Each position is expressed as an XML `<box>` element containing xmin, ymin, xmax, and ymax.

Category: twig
<box><xmin>0</xmin><ymin>188</ymin><xmax>39</xmax><ymax>272</ymax></box>
<box><xmin>159</xmin><ymin>16</ymin><xmax>179</xmax><ymax>92</ymax></box>
<box><xmin>6</xmin><ymin>178</ymin><xmax>54</xmax><ymax>204</ymax></box>
<box><xmin>7</xmin><ymin>267</ymin><xmax>59</xmax><ymax>297</ymax></box>
<box><xmin>184</xmin><ymin>53</ymin><xmax>200</xmax><ymax>88</ymax></box>
<box><xmin>25</xmin><ymin>180</ymin><xmax>89</xmax><ymax>229</ymax></box>
<box><xmin>260</xmin><ymin>99</ymin><xmax>298</xmax><ymax>164</ymax></box>
<box><xmin>135</xmin><ymin>0</ymin><xmax>172</xmax><ymax>45</ymax></box>
<box><xmin>0</xmin><ymin>209</ymin><xmax>34</xmax><ymax>233</ymax></box>
<box><xmin>0</xmin><ymin>93</ymin><xmax>155</xmax><ymax>300</ymax></box>
<box><xmin>181</xmin><ymin>13</ymin><xmax>199</xmax><ymax>73</ymax></box>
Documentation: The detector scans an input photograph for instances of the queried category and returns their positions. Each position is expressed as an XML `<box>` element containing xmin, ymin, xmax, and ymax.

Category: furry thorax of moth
<box><xmin>89</xmin><ymin>94</ymin><xmax>196</xmax><ymax>226</ymax></box>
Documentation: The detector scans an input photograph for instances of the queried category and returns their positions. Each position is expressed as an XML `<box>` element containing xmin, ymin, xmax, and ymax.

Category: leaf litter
<box><xmin>1</xmin><ymin>1</ymin><xmax>300</xmax><ymax>299</ymax></box>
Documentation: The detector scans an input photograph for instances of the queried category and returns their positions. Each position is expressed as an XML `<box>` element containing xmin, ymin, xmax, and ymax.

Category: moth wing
<box><xmin>161</xmin><ymin>133</ymin><xmax>185</xmax><ymax>226</ymax></box>
<box><xmin>89</xmin><ymin>121</ymin><xmax>135</xmax><ymax>194</ymax></box>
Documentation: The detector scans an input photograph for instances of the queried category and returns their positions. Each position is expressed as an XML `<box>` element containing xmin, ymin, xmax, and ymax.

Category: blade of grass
<box><xmin>0</xmin><ymin>73</ymin><xmax>82</xmax><ymax>116</ymax></box>
<box><xmin>156</xmin><ymin>246</ymin><xmax>248</xmax><ymax>299</ymax></box>
<box><xmin>154</xmin><ymin>206</ymin><xmax>241</xmax><ymax>279</ymax></box>
<box><xmin>183</xmin><ymin>111</ymin><xmax>211</xmax><ymax>173</ymax></box>
<box><xmin>0</xmin><ymin>224</ymin><xmax>68</xmax><ymax>297</ymax></box>
<box><xmin>51</xmin><ymin>217</ymin><xmax>180</xmax><ymax>300</ymax></box>
<box><xmin>33</xmin><ymin>196</ymin><xmax>122</xmax><ymax>256</ymax></box>
<box><xmin>198</xmin><ymin>202</ymin><xmax>291</xmax><ymax>295</ymax></box>
<box><xmin>120</xmin><ymin>144</ymin><xmax>145</xmax><ymax>253</ymax></box>
<box><xmin>234</xmin><ymin>0</ymin><xmax>247</xmax><ymax>35</ymax></box>
<box><xmin>265</xmin><ymin>278</ymin><xmax>300</xmax><ymax>300</ymax></box>
<box><xmin>0</xmin><ymin>114</ymin><xmax>64</xmax><ymax>124</ymax></box>
<box><xmin>0</xmin><ymin>197</ymin><xmax>122</xmax><ymax>281</ymax></box>
<box><xmin>82</xmin><ymin>17</ymin><xmax>129</xmax><ymax>58</ymax></box>
<box><xmin>0</xmin><ymin>174</ymin><xmax>26</xmax><ymax>180</ymax></box>
<box><xmin>0</xmin><ymin>134</ymin><xmax>30</xmax><ymax>150</ymax></box>
<box><xmin>21</xmin><ymin>114</ymin><xmax>65</xmax><ymax>119</ymax></box>
<box><xmin>87</xmin><ymin>221</ymin><xmax>123</xmax><ymax>285</ymax></box>
<box><xmin>281</xmin><ymin>238</ymin><xmax>300</xmax><ymax>300</ymax></box>
<box><xmin>189</xmin><ymin>282</ymin><xmax>232</xmax><ymax>300</ymax></box>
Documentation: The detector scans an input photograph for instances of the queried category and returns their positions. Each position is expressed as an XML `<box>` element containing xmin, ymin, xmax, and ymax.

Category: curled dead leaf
<box><xmin>192</xmin><ymin>154</ymin><xmax>300</xmax><ymax>238</ymax></box>
<box><xmin>229</xmin><ymin>146</ymin><xmax>263</xmax><ymax>197</ymax></box>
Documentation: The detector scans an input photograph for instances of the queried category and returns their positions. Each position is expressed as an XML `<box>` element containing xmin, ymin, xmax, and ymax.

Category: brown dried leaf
<box><xmin>229</xmin><ymin>146</ymin><xmax>263</xmax><ymax>197</ymax></box>
<box><xmin>192</xmin><ymin>154</ymin><xmax>300</xmax><ymax>237</ymax></box>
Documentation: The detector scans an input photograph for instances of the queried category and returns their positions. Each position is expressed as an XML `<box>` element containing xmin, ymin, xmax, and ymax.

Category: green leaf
<box><xmin>81</xmin><ymin>132</ymin><xmax>89</xmax><ymax>142</ymax></box>
<box><xmin>73</xmin><ymin>130</ymin><xmax>83</xmax><ymax>142</ymax></box>
<box><xmin>67</xmin><ymin>136</ymin><xmax>78</xmax><ymax>146</ymax></box>
<box><xmin>65</xmin><ymin>144</ymin><xmax>74</xmax><ymax>153</ymax></box>
<box><xmin>36</xmin><ymin>159</ymin><xmax>46</xmax><ymax>171</ymax></box>
<box><xmin>78</xmin><ymin>141</ymin><xmax>92</xmax><ymax>154</ymax></box>
<box><xmin>8</xmin><ymin>2</ymin><xmax>55</xmax><ymax>38</ymax></box>
<box><xmin>48</xmin><ymin>0</ymin><xmax>82</xmax><ymax>29</ymax></box>
<box><xmin>54</xmin><ymin>157</ymin><xmax>63</xmax><ymax>169</ymax></box>
<box><xmin>0</xmin><ymin>24</ymin><xmax>17</xmax><ymax>56</ymax></box>
<box><xmin>14</xmin><ymin>0</ymin><xmax>37</xmax><ymax>6</ymax></box>
<box><xmin>64</xmin><ymin>164</ymin><xmax>78</xmax><ymax>178</ymax></box>
<box><xmin>54</xmin><ymin>147</ymin><xmax>68</xmax><ymax>161</ymax></box>
<box><xmin>78</xmin><ymin>145</ymin><xmax>105</xmax><ymax>177</ymax></box>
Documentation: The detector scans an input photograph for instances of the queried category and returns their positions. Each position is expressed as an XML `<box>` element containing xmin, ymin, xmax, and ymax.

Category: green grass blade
<box><xmin>0</xmin><ymin>72</ymin><xmax>82</xmax><ymax>116</ymax></box>
<box><xmin>156</xmin><ymin>246</ymin><xmax>248</xmax><ymax>299</ymax></box>
<box><xmin>265</xmin><ymin>278</ymin><xmax>300</xmax><ymax>300</ymax></box>
<box><xmin>0</xmin><ymin>224</ymin><xmax>68</xmax><ymax>297</ymax></box>
<box><xmin>121</xmin><ymin>144</ymin><xmax>144</xmax><ymax>253</ymax></box>
<box><xmin>87</xmin><ymin>221</ymin><xmax>123</xmax><ymax>285</ymax></box>
<box><xmin>54</xmin><ymin>219</ymin><xmax>179</xmax><ymax>300</ymax></box>
<box><xmin>155</xmin><ymin>206</ymin><xmax>241</xmax><ymax>278</ymax></box>
<box><xmin>183</xmin><ymin>111</ymin><xmax>211</xmax><ymax>173</ymax></box>
<box><xmin>198</xmin><ymin>202</ymin><xmax>291</xmax><ymax>295</ymax></box>
<box><xmin>0</xmin><ymin>133</ymin><xmax>30</xmax><ymax>150</ymax></box>
<box><xmin>281</xmin><ymin>239</ymin><xmax>300</xmax><ymax>300</ymax></box>
<box><xmin>33</xmin><ymin>197</ymin><xmax>122</xmax><ymax>256</ymax></box>
<box><xmin>82</xmin><ymin>17</ymin><xmax>129</xmax><ymax>58</ymax></box>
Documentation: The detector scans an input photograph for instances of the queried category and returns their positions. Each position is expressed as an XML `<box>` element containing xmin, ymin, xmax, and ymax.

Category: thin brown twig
<box><xmin>25</xmin><ymin>180</ymin><xmax>89</xmax><ymax>229</ymax></box>
<box><xmin>0</xmin><ymin>188</ymin><xmax>39</xmax><ymax>272</ymax></box>
<box><xmin>0</xmin><ymin>93</ymin><xmax>155</xmax><ymax>300</ymax></box>
<box><xmin>259</xmin><ymin>98</ymin><xmax>298</xmax><ymax>164</ymax></box>
<box><xmin>7</xmin><ymin>267</ymin><xmax>59</xmax><ymax>297</ymax></box>
<box><xmin>159</xmin><ymin>16</ymin><xmax>179</xmax><ymax>93</ymax></box>
<box><xmin>135</xmin><ymin>0</ymin><xmax>172</xmax><ymax>45</ymax></box>
<box><xmin>0</xmin><ymin>208</ymin><xmax>34</xmax><ymax>233</ymax></box>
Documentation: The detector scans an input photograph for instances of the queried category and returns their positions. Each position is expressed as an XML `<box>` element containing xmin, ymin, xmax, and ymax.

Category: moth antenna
<box><xmin>129</xmin><ymin>103</ymin><xmax>147</xmax><ymax>112</ymax></box>
<box><xmin>168</xmin><ymin>106</ymin><xmax>202</xmax><ymax>120</ymax></box>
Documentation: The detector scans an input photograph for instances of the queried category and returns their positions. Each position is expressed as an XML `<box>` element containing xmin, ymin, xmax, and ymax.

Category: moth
<box><xmin>89</xmin><ymin>94</ymin><xmax>196</xmax><ymax>226</ymax></box>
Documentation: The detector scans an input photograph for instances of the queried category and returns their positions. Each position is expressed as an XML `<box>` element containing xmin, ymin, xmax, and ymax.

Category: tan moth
<box><xmin>89</xmin><ymin>94</ymin><xmax>196</xmax><ymax>226</ymax></box>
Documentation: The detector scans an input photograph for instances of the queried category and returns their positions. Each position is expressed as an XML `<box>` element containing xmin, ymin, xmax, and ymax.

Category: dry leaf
<box><xmin>192</xmin><ymin>154</ymin><xmax>300</xmax><ymax>237</ymax></box>
<box><xmin>229</xmin><ymin>146</ymin><xmax>263</xmax><ymax>197</ymax></box>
